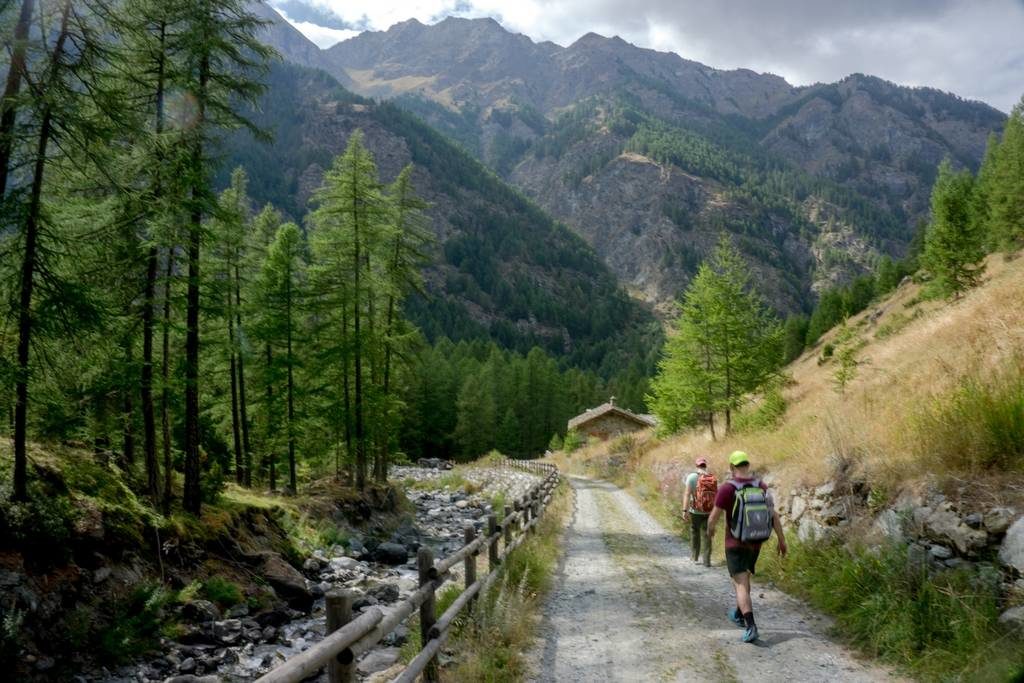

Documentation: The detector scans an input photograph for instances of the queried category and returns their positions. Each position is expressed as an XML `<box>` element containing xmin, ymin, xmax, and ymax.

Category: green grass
<box><xmin>912</xmin><ymin>357</ymin><xmax>1024</xmax><ymax>471</ymax></box>
<box><xmin>759</xmin><ymin>539</ymin><xmax>1024</xmax><ymax>681</ymax></box>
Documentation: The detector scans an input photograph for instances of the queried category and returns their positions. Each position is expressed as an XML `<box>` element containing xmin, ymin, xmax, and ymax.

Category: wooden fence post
<box><xmin>417</xmin><ymin>547</ymin><xmax>438</xmax><ymax>682</ymax></box>
<box><xmin>463</xmin><ymin>523</ymin><xmax>477</xmax><ymax>609</ymax></box>
<box><xmin>487</xmin><ymin>514</ymin><xmax>499</xmax><ymax>571</ymax></box>
<box><xmin>503</xmin><ymin>505</ymin><xmax>513</xmax><ymax>549</ymax></box>
<box><xmin>326</xmin><ymin>590</ymin><xmax>354</xmax><ymax>683</ymax></box>
<box><xmin>529</xmin><ymin>490</ymin><xmax>539</xmax><ymax>534</ymax></box>
<box><xmin>522</xmin><ymin>495</ymin><xmax>531</xmax><ymax>528</ymax></box>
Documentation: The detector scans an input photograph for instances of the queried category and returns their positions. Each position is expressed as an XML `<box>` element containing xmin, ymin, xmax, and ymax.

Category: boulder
<box><xmin>368</xmin><ymin>582</ymin><xmax>400</xmax><ymax>604</ymax></box>
<box><xmin>928</xmin><ymin>545</ymin><xmax>953</xmax><ymax>560</ymax></box>
<box><xmin>925</xmin><ymin>508</ymin><xmax>988</xmax><ymax>555</ymax></box>
<box><xmin>180</xmin><ymin>600</ymin><xmax>220</xmax><ymax>624</ymax></box>
<box><xmin>998</xmin><ymin>606</ymin><xmax>1024</xmax><ymax>633</ymax></box>
<box><xmin>998</xmin><ymin>517</ymin><xmax>1024</xmax><ymax>574</ymax></box>
<box><xmin>302</xmin><ymin>557</ymin><xmax>322</xmax><ymax>574</ymax></box>
<box><xmin>963</xmin><ymin>512</ymin><xmax>984</xmax><ymax>529</ymax></box>
<box><xmin>225</xmin><ymin>603</ymin><xmax>249</xmax><ymax>619</ymax></box>
<box><xmin>984</xmin><ymin>507</ymin><xmax>1017</xmax><ymax>536</ymax></box>
<box><xmin>373</xmin><ymin>542</ymin><xmax>409</xmax><ymax>566</ymax></box>
<box><xmin>789</xmin><ymin>495</ymin><xmax>808</xmax><ymax>521</ymax></box>
<box><xmin>797</xmin><ymin>517</ymin><xmax>828</xmax><ymax>543</ymax></box>
<box><xmin>874</xmin><ymin>509</ymin><xmax>906</xmax><ymax>542</ymax></box>
<box><xmin>814</xmin><ymin>482</ymin><xmax>836</xmax><ymax>498</ymax></box>
<box><xmin>330</xmin><ymin>556</ymin><xmax>359</xmax><ymax>572</ymax></box>
<box><xmin>256</xmin><ymin>552</ymin><xmax>314</xmax><ymax>612</ymax></box>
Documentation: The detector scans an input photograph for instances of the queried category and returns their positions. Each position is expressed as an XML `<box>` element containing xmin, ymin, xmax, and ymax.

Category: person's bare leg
<box><xmin>732</xmin><ymin>571</ymin><xmax>752</xmax><ymax>613</ymax></box>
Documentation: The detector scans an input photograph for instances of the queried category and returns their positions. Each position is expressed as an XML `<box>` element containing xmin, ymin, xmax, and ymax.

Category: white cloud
<box><xmin>273</xmin><ymin>6</ymin><xmax>360</xmax><ymax>48</ymax></box>
<box><xmin>285</xmin><ymin>0</ymin><xmax>1024</xmax><ymax>111</ymax></box>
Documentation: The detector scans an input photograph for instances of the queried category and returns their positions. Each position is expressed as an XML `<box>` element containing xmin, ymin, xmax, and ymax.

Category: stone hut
<box><xmin>567</xmin><ymin>398</ymin><xmax>656</xmax><ymax>440</ymax></box>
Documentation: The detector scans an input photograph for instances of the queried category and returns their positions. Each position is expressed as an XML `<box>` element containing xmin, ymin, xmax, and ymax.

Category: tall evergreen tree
<box><xmin>923</xmin><ymin>159</ymin><xmax>984</xmax><ymax>298</ymax></box>
<box><xmin>985</xmin><ymin>98</ymin><xmax>1024</xmax><ymax>250</ymax></box>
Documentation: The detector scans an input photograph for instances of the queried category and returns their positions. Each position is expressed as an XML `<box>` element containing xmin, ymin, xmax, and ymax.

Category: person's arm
<box><xmin>681</xmin><ymin>475</ymin><xmax>691</xmax><ymax>517</ymax></box>
<box><xmin>707</xmin><ymin>505</ymin><xmax>722</xmax><ymax>537</ymax></box>
<box><xmin>772</xmin><ymin>510</ymin><xmax>788</xmax><ymax>558</ymax></box>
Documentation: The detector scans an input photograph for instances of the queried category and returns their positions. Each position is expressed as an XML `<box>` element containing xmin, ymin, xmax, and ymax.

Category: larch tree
<box><xmin>923</xmin><ymin>159</ymin><xmax>984</xmax><ymax>298</ymax></box>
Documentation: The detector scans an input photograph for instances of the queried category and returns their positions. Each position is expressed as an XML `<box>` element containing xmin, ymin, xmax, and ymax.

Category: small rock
<box><xmin>303</xmin><ymin>557</ymin><xmax>322</xmax><ymax>573</ymax></box>
<box><xmin>353</xmin><ymin>594</ymin><xmax>379</xmax><ymax>611</ymax></box>
<box><xmin>35</xmin><ymin>657</ymin><xmax>55</xmax><ymax>671</ymax></box>
<box><xmin>225</xmin><ymin>603</ymin><xmax>250</xmax><ymax>619</ymax></box>
<box><xmin>928</xmin><ymin>545</ymin><xmax>953</xmax><ymax>560</ymax></box>
<box><xmin>163</xmin><ymin>677</ymin><xmax>220</xmax><ymax>683</ymax></box>
<box><xmin>383</xmin><ymin>624</ymin><xmax>409</xmax><ymax>647</ymax></box>
<box><xmin>178</xmin><ymin>657</ymin><xmax>197</xmax><ymax>674</ymax></box>
<box><xmin>874</xmin><ymin>509</ymin><xmax>906</xmax><ymax>542</ymax></box>
<box><xmin>357</xmin><ymin>647</ymin><xmax>401</xmax><ymax>675</ymax></box>
<box><xmin>455</xmin><ymin>500</ymin><xmax>470</xmax><ymax>509</ymax></box>
<box><xmin>261</xmin><ymin>626</ymin><xmax>277</xmax><ymax>642</ymax></box>
<box><xmin>963</xmin><ymin>513</ymin><xmax>984</xmax><ymax>529</ymax></box>
<box><xmin>814</xmin><ymin>482</ymin><xmax>836</xmax><ymax>498</ymax></box>
<box><xmin>984</xmin><ymin>507</ymin><xmax>1017</xmax><ymax>536</ymax></box>
<box><xmin>999</xmin><ymin>517</ymin><xmax>1024</xmax><ymax>573</ymax></box>
<box><xmin>92</xmin><ymin>567</ymin><xmax>112</xmax><ymax>584</ymax></box>
<box><xmin>943</xmin><ymin>558</ymin><xmax>971</xmax><ymax>570</ymax></box>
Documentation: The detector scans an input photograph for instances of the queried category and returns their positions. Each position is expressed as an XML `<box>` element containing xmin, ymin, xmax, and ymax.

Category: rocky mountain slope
<box><xmin>254</xmin><ymin>4</ymin><xmax>1006</xmax><ymax>313</ymax></box>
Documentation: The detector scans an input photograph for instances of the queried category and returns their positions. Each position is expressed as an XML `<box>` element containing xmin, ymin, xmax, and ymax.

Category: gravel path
<box><xmin>531</xmin><ymin>476</ymin><xmax>903</xmax><ymax>682</ymax></box>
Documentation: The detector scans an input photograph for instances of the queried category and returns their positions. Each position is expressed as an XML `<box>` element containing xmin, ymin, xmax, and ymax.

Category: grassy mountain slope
<box><xmin>219</xmin><ymin>61</ymin><xmax>660</xmax><ymax>376</ymax></box>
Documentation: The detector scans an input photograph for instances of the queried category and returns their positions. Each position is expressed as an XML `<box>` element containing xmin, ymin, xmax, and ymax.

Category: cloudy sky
<box><xmin>270</xmin><ymin>0</ymin><xmax>1024</xmax><ymax>112</ymax></box>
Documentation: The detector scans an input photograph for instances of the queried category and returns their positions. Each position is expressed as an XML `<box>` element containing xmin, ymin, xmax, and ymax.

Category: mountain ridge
<box><xmin>253</xmin><ymin>2</ymin><xmax>1006</xmax><ymax>313</ymax></box>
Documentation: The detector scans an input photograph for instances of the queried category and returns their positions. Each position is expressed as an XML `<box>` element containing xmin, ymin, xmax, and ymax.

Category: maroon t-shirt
<box><xmin>714</xmin><ymin>476</ymin><xmax>768</xmax><ymax>550</ymax></box>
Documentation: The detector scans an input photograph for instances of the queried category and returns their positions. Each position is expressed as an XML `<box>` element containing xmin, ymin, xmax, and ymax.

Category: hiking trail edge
<box><xmin>529</xmin><ymin>476</ymin><xmax>904</xmax><ymax>682</ymax></box>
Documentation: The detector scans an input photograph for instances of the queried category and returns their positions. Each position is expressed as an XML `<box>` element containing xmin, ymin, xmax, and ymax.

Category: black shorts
<box><xmin>725</xmin><ymin>546</ymin><xmax>761</xmax><ymax>576</ymax></box>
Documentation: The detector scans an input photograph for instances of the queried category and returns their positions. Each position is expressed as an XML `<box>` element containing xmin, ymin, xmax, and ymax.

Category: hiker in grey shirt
<box><xmin>681</xmin><ymin>457</ymin><xmax>717</xmax><ymax>566</ymax></box>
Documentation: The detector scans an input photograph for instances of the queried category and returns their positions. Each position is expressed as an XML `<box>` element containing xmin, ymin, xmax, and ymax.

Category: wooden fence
<box><xmin>256</xmin><ymin>458</ymin><xmax>561</xmax><ymax>683</ymax></box>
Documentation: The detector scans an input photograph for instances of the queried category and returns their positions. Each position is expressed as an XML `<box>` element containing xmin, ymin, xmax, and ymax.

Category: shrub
<box><xmin>201</xmin><ymin>463</ymin><xmax>226</xmax><ymax>505</ymax></box>
<box><xmin>562</xmin><ymin>429</ymin><xmax>585</xmax><ymax>453</ymax></box>
<box><xmin>912</xmin><ymin>358</ymin><xmax>1024</xmax><ymax>471</ymax></box>
<box><xmin>200</xmin><ymin>577</ymin><xmax>243</xmax><ymax>609</ymax></box>
<box><xmin>96</xmin><ymin>584</ymin><xmax>178</xmax><ymax>663</ymax></box>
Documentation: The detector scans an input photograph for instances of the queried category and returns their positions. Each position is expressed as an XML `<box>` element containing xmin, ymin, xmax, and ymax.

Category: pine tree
<box><xmin>308</xmin><ymin>131</ymin><xmax>389</xmax><ymax>490</ymax></box>
<box><xmin>986</xmin><ymin>98</ymin><xmax>1024</xmax><ymax>250</ymax></box>
<box><xmin>649</xmin><ymin>237</ymin><xmax>781</xmax><ymax>436</ymax></box>
<box><xmin>257</xmin><ymin>222</ymin><xmax>306</xmax><ymax>493</ymax></box>
<box><xmin>177</xmin><ymin>0</ymin><xmax>271</xmax><ymax>514</ymax></box>
<box><xmin>923</xmin><ymin>159</ymin><xmax>984</xmax><ymax>298</ymax></box>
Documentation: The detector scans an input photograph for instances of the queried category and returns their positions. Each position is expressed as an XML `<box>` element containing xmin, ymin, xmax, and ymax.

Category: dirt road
<box><xmin>530</xmin><ymin>477</ymin><xmax>900</xmax><ymax>682</ymax></box>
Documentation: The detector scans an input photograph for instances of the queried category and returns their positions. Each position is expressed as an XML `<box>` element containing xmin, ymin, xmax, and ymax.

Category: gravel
<box><xmin>529</xmin><ymin>477</ymin><xmax>904</xmax><ymax>682</ymax></box>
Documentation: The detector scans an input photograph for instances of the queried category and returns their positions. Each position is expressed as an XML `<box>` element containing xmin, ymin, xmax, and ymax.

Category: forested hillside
<box><xmin>220</xmin><ymin>61</ymin><xmax>660</xmax><ymax>380</ymax></box>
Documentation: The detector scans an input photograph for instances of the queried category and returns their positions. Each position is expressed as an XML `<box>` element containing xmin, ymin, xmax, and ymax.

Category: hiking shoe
<box><xmin>742</xmin><ymin>624</ymin><xmax>759</xmax><ymax>643</ymax></box>
<box><xmin>729</xmin><ymin>607</ymin><xmax>744</xmax><ymax>627</ymax></box>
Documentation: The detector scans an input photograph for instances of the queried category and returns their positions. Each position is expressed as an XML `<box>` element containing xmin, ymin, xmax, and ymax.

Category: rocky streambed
<box><xmin>94</xmin><ymin>465</ymin><xmax>540</xmax><ymax>683</ymax></box>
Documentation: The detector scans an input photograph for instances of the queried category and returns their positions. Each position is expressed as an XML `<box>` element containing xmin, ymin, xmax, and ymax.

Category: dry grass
<box><xmin>552</xmin><ymin>252</ymin><xmax>1024</xmax><ymax>501</ymax></box>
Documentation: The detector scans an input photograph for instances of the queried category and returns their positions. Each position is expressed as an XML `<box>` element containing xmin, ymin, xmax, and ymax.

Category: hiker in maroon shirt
<box><xmin>707</xmin><ymin>450</ymin><xmax>787</xmax><ymax>643</ymax></box>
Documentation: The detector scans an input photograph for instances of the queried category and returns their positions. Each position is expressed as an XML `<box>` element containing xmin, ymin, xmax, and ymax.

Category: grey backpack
<box><xmin>727</xmin><ymin>479</ymin><xmax>773</xmax><ymax>543</ymax></box>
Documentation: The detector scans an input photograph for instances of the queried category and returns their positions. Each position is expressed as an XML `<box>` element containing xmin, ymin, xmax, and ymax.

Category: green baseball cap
<box><xmin>728</xmin><ymin>450</ymin><xmax>750</xmax><ymax>466</ymax></box>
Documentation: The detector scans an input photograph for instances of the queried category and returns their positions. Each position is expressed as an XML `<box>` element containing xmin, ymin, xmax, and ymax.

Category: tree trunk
<box><xmin>13</xmin><ymin>0</ymin><xmax>70</xmax><ymax>500</ymax></box>
<box><xmin>228</xmin><ymin>308</ymin><xmax>242</xmax><ymax>484</ymax></box>
<box><xmin>182</xmin><ymin>49</ymin><xmax>209</xmax><ymax>516</ymax></box>
<box><xmin>341</xmin><ymin>294</ymin><xmax>353</xmax><ymax>486</ymax></box>
<box><xmin>234</xmin><ymin>265</ymin><xmax>252</xmax><ymax>487</ymax></box>
<box><xmin>351</xmin><ymin>174</ymin><xmax>365</xmax><ymax>491</ymax></box>
<box><xmin>122</xmin><ymin>343</ymin><xmax>136</xmax><ymax>467</ymax></box>
<box><xmin>265</xmin><ymin>343</ymin><xmax>275</xmax><ymax>491</ymax></box>
<box><xmin>161</xmin><ymin>249</ymin><xmax>174</xmax><ymax>514</ymax></box>
<box><xmin>141</xmin><ymin>20</ymin><xmax>168</xmax><ymax>503</ymax></box>
<box><xmin>0</xmin><ymin>0</ymin><xmax>33</xmax><ymax>195</ymax></box>
<box><xmin>286</xmin><ymin>274</ymin><xmax>296</xmax><ymax>493</ymax></box>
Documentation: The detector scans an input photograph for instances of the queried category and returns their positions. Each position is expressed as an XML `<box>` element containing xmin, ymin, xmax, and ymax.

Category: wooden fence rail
<box><xmin>256</xmin><ymin>458</ymin><xmax>560</xmax><ymax>683</ymax></box>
